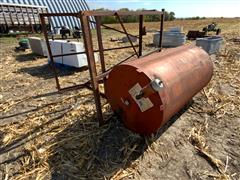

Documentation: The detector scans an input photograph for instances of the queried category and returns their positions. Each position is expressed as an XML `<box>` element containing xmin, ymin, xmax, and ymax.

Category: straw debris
<box><xmin>0</xmin><ymin>18</ymin><xmax>239</xmax><ymax>179</ymax></box>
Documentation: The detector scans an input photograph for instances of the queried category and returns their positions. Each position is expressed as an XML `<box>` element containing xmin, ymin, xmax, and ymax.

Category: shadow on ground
<box><xmin>0</xmin><ymin>84</ymin><xmax>192</xmax><ymax>179</ymax></box>
<box><xmin>15</xmin><ymin>53</ymin><xmax>42</xmax><ymax>62</ymax></box>
<box><xmin>18</xmin><ymin>64</ymin><xmax>88</xmax><ymax>79</ymax></box>
<box><xmin>48</xmin><ymin>102</ymin><xmax>192</xmax><ymax>179</ymax></box>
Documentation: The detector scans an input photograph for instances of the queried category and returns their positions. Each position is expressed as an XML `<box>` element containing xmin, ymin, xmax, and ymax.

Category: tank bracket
<box><xmin>136</xmin><ymin>78</ymin><xmax>163</xmax><ymax>100</ymax></box>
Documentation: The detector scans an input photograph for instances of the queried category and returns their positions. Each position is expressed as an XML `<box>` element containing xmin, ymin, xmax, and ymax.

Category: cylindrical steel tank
<box><xmin>106</xmin><ymin>45</ymin><xmax>213</xmax><ymax>135</ymax></box>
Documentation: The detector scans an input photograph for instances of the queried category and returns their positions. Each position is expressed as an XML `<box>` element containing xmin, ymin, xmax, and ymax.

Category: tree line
<box><xmin>94</xmin><ymin>8</ymin><xmax>176</xmax><ymax>24</ymax></box>
<box><xmin>178</xmin><ymin>16</ymin><xmax>206</xmax><ymax>20</ymax></box>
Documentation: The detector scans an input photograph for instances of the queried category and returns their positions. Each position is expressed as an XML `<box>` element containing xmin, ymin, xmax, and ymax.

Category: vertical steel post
<box><xmin>95</xmin><ymin>16</ymin><xmax>106</xmax><ymax>93</ymax></box>
<box><xmin>138</xmin><ymin>15</ymin><xmax>143</xmax><ymax>56</ymax></box>
<box><xmin>79</xmin><ymin>12</ymin><xmax>104</xmax><ymax>125</ymax></box>
<box><xmin>40</xmin><ymin>14</ymin><xmax>61</xmax><ymax>90</ymax></box>
<box><xmin>159</xmin><ymin>9</ymin><xmax>165</xmax><ymax>51</ymax></box>
<box><xmin>45</xmin><ymin>8</ymin><xmax>52</xmax><ymax>33</ymax></box>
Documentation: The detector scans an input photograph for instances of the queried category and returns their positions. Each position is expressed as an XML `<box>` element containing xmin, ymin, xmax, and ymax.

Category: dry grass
<box><xmin>0</xmin><ymin>18</ymin><xmax>239</xmax><ymax>179</ymax></box>
<box><xmin>188</xmin><ymin>28</ymin><xmax>240</xmax><ymax>179</ymax></box>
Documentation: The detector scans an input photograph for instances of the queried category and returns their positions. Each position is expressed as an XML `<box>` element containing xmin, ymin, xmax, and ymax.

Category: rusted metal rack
<box><xmin>40</xmin><ymin>9</ymin><xmax>165</xmax><ymax>125</ymax></box>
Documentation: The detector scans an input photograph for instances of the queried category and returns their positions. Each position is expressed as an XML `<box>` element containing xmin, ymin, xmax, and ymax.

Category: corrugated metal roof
<box><xmin>0</xmin><ymin>0</ymin><xmax>95</xmax><ymax>29</ymax></box>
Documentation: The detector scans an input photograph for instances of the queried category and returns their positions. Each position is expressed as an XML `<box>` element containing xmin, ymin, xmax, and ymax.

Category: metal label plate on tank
<box><xmin>128</xmin><ymin>83</ymin><xmax>154</xmax><ymax>112</ymax></box>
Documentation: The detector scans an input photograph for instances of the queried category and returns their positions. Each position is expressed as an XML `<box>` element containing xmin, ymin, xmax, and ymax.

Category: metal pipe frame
<box><xmin>40</xmin><ymin>10</ymin><xmax>164</xmax><ymax>125</ymax></box>
<box><xmin>89</xmin><ymin>20</ymin><xmax>139</xmax><ymax>39</ymax></box>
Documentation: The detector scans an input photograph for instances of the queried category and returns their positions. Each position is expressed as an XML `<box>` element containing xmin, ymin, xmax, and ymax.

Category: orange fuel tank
<box><xmin>106</xmin><ymin>45</ymin><xmax>213</xmax><ymax>135</ymax></box>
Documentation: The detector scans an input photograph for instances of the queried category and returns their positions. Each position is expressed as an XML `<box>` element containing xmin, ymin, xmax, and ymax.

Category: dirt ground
<box><xmin>0</xmin><ymin>18</ymin><xmax>240</xmax><ymax>180</ymax></box>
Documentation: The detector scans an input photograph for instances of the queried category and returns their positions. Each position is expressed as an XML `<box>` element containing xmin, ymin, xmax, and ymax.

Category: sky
<box><xmin>86</xmin><ymin>0</ymin><xmax>240</xmax><ymax>18</ymax></box>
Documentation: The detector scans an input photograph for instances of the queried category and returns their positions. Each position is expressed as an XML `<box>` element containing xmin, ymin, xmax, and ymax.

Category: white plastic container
<box><xmin>28</xmin><ymin>37</ymin><xmax>48</xmax><ymax>56</ymax></box>
<box><xmin>48</xmin><ymin>40</ymin><xmax>98</xmax><ymax>68</ymax></box>
<box><xmin>49</xmin><ymin>40</ymin><xmax>66</xmax><ymax>64</ymax></box>
<box><xmin>62</xmin><ymin>41</ymin><xmax>88</xmax><ymax>67</ymax></box>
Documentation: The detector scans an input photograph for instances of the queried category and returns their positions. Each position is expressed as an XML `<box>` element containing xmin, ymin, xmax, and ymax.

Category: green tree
<box><xmin>94</xmin><ymin>8</ymin><xmax>176</xmax><ymax>23</ymax></box>
<box><xmin>164</xmin><ymin>11</ymin><xmax>169</xmax><ymax>21</ymax></box>
<box><xmin>169</xmin><ymin>12</ymin><xmax>175</xmax><ymax>21</ymax></box>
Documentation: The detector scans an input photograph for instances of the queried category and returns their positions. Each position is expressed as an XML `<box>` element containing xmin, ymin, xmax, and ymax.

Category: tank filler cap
<box><xmin>151</xmin><ymin>78</ymin><xmax>164</xmax><ymax>92</ymax></box>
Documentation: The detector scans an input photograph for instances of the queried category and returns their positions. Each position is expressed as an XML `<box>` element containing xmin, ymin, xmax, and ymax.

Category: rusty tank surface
<box><xmin>106</xmin><ymin>45</ymin><xmax>213</xmax><ymax>135</ymax></box>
